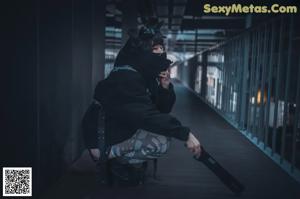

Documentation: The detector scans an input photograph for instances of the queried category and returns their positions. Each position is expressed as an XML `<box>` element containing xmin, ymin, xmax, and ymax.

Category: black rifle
<box><xmin>194</xmin><ymin>146</ymin><xmax>245</xmax><ymax>194</ymax></box>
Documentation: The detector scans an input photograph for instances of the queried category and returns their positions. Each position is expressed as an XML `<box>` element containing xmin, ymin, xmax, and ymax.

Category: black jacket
<box><xmin>148</xmin><ymin>78</ymin><xmax>176</xmax><ymax>113</ymax></box>
<box><xmin>94</xmin><ymin>68</ymin><xmax>190</xmax><ymax>146</ymax></box>
<box><xmin>93</xmin><ymin>38</ymin><xmax>190</xmax><ymax>146</ymax></box>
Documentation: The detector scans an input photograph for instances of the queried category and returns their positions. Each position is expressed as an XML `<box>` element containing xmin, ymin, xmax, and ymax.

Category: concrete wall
<box><xmin>2</xmin><ymin>0</ymin><xmax>105</xmax><ymax>196</ymax></box>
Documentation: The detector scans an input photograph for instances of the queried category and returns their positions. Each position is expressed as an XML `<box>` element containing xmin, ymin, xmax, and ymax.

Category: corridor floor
<box><xmin>42</xmin><ymin>81</ymin><xmax>300</xmax><ymax>199</ymax></box>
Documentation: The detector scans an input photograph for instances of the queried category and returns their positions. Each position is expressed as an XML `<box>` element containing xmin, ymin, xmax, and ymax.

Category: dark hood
<box><xmin>114</xmin><ymin>38</ymin><xmax>172</xmax><ymax>82</ymax></box>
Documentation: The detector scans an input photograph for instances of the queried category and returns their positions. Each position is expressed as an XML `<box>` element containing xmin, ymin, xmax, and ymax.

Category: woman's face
<box><xmin>152</xmin><ymin>44</ymin><xmax>170</xmax><ymax>75</ymax></box>
<box><xmin>152</xmin><ymin>44</ymin><xmax>164</xmax><ymax>54</ymax></box>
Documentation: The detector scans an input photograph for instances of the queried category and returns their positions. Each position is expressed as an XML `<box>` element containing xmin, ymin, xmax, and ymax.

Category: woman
<box><xmin>91</xmin><ymin>21</ymin><xmax>201</xmax><ymax>185</ymax></box>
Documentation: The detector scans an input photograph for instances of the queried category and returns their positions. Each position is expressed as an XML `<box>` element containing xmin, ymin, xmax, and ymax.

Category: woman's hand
<box><xmin>159</xmin><ymin>69</ymin><xmax>171</xmax><ymax>89</ymax></box>
<box><xmin>185</xmin><ymin>132</ymin><xmax>201</xmax><ymax>158</ymax></box>
<box><xmin>152</xmin><ymin>44</ymin><xmax>171</xmax><ymax>89</ymax></box>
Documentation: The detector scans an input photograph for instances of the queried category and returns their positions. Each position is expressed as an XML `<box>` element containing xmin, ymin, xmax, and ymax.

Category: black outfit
<box><xmin>148</xmin><ymin>78</ymin><xmax>176</xmax><ymax>113</ymax></box>
<box><xmin>93</xmin><ymin>38</ymin><xmax>190</xmax><ymax>147</ymax></box>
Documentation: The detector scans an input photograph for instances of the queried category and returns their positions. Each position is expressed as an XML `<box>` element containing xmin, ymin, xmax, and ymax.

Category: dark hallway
<box><xmin>41</xmin><ymin>82</ymin><xmax>300</xmax><ymax>199</ymax></box>
<box><xmin>2</xmin><ymin>0</ymin><xmax>300</xmax><ymax>198</ymax></box>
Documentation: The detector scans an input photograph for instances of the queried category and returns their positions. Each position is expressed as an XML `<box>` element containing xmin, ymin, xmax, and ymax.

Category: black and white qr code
<box><xmin>2</xmin><ymin>167</ymin><xmax>32</xmax><ymax>197</ymax></box>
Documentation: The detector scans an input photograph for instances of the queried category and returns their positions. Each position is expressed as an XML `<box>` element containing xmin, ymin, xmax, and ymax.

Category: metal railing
<box><xmin>178</xmin><ymin>15</ymin><xmax>300</xmax><ymax>182</ymax></box>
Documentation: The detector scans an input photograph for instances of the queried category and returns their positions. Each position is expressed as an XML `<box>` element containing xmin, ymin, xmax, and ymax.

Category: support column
<box><xmin>194</xmin><ymin>29</ymin><xmax>198</xmax><ymax>54</ymax></box>
<box><xmin>245</xmin><ymin>14</ymin><xmax>252</xmax><ymax>28</ymax></box>
<box><xmin>121</xmin><ymin>0</ymin><xmax>138</xmax><ymax>46</ymax></box>
<box><xmin>239</xmin><ymin>32</ymin><xmax>250</xmax><ymax>129</ymax></box>
<box><xmin>201</xmin><ymin>51</ymin><xmax>208</xmax><ymax>98</ymax></box>
<box><xmin>92</xmin><ymin>0</ymin><xmax>106</xmax><ymax>86</ymax></box>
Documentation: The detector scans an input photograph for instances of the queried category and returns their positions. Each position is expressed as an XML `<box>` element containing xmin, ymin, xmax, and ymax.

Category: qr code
<box><xmin>2</xmin><ymin>167</ymin><xmax>32</xmax><ymax>197</ymax></box>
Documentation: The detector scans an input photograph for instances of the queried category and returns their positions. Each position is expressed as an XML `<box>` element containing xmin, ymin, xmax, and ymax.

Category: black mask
<box><xmin>136</xmin><ymin>52</ymin><xmax>172</xmax><ymax>81</ymax></box>
<box><xmin>114</xmin><ymin>40</ymin><xmax>171</xmax><ymax>81</ymax></box>
<box><xmin>114</xmin><ymin>18</ymin><xmax>171</xmax><ymax>81</ymax></box>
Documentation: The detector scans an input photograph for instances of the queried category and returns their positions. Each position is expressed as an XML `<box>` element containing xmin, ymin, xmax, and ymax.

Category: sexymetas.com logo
<box><xmin>203</xmin><ymin>4</ymin><xmax>298</xmax><ymax>15</ymax></box>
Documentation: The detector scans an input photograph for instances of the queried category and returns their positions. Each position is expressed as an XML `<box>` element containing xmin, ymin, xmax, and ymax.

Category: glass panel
<box><xmin>195</xmin><ymin>66</ymin><xmax>202</xmax><ymax>94</ymax></box>
<box><xmin>104</xmin><ymin>22</ymin><xmax>122</xmax><ymax>77</ymax></box>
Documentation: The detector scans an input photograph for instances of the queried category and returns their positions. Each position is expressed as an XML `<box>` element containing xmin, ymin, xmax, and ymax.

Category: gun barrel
<box><xmin>195</xmin><ymin>146</ymin><xmax>245</xmax><ymax>194</ymax></box>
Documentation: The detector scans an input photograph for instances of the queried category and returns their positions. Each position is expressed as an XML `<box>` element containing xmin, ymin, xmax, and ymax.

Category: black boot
<box><xmin>109</xmin><ymin>159</ymin><xmax>147</xmax><ymax>187</ymax></box>
<box><xmin>95</xmin><ymin>146</ymin><xmax>113</xmax><ymax>186</ymax></box>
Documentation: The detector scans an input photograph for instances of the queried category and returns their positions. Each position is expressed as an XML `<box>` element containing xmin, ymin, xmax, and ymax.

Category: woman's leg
<box><xmin>109</xmin><ymin>129</ymin><xmax>171</xmax><ymax>164</ymax></box>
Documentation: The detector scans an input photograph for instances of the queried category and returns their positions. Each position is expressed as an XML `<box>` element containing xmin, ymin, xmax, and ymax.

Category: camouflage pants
<box><xmin>110</xmin><ymin>129</ymin><xmax>171</xmax><ymax>164</ymax></box>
